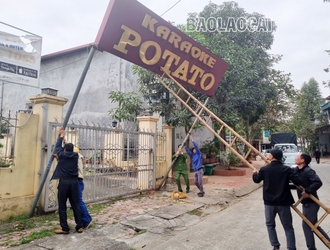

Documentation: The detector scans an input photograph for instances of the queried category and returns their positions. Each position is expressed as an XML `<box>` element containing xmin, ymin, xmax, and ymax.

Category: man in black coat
<box><xmin>51</xmin><ymin>127</ymin><xmax>83</xmax><ymax>234</ymax></box>
<box><xmin>253</xmin><ymin>149</ymin><xmax>301</xmax><ymax>250</ymax></box>
<box><xmin>314</xmin><ymin>149</ymin><xmax>321</xmax><ymax>164</ymax></box>
<box><xmin>293</xmin><ymin>153</ymin><xmax>330</xmax><ymax>250</ymax></box>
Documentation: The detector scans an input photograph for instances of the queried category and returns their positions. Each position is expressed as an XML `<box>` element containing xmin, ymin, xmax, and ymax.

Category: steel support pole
<box><xmin>29</xmin><ymin>45</ymin><xmax>97</xmax><ymax>217</ymax></box>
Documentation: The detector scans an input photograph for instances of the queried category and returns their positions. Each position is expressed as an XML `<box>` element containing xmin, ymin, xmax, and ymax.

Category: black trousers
<box><xmin>57</xmin><ymin>178</ymin><xmax>83</xmax><ymax>231</ymax></box>
<box><xmin>316</xmin><ymin>157</ymin><xmax>320</xmax><ymax>164</ymax></box>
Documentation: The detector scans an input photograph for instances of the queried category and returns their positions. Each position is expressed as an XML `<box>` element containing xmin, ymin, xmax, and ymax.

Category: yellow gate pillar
<box><xmin>29</xmin><ymin>89</ymin><xmax>68</xmax><ymax>210</ymax></box>
<box><xmin>162</xmin><ymin>124</ymin><xmax>174</xmax><ymax>178</ymax></box>
<box><xmin>104</xmin><ymin>131</ymin><xmax>124</xmax><ymax>166</ymax></box>
<box><xmin>136</xmin><ymin>115</ymin><xmax>159</xmax><ymax>189</ymax></box>
<box><xmin>66</xmin><ymin>129</ymin><xmax>78</xmax><ymax>146</ymax></box>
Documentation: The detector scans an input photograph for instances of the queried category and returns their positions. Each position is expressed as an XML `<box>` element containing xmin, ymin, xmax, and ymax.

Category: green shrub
<box><xmin>228</xmin><ymin>152</ymin><xmax>240</xmax><ymax>165</ymax></box>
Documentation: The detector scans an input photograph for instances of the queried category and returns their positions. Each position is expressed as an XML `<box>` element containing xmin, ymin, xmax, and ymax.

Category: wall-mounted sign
<box><xmin>263</xmin><ymin>130</ymin><xmax>270</xmax><ymax>143</ymax></box>
<box><xmin>0</xmin><ymin>30</ymin><xmax>42</xmax><ymax>87</ymax></box>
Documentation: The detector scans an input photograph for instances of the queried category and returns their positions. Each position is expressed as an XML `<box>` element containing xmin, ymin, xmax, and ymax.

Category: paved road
<box><xmin>10</xmin><ymin>160</ymin><xmax>330</xmax><ymax>250</ymax></box>
<box><xmin>132</xmin><ymin>161</ymin><xmax>330</xmax><ymax>250</ymax></box>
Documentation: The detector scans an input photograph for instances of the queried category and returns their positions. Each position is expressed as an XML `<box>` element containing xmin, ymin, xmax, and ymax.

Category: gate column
<box><xmin>29</xmin><ymin>89</ymin><xmax>68</xmax><ymax>210</ymax></box>
<box><xmin>104</xmin><ymin>132</ymin><xmax>124</xmax><ymax>167</ymax></box>
<box><xmin>137</xmin><ymin>116</ymin><xmax>159</xmax><ymax>189</ymax></box>
<box><xmin>162</xmin><ymin>125</ymin><xmax>174</xmax><ymax>178</ymax></box>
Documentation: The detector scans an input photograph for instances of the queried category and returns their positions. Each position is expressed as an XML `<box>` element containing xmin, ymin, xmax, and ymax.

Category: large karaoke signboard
<box><xmin>95</xmin><ymin>0</ymin><xmax>229</xmax><ymax>96</ymax></box>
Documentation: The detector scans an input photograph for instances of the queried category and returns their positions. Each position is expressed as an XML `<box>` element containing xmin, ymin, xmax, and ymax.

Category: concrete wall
<box><xmin>0</xmin><ymin>112</ymin><xmax>39</xmax><ymax>220</ymax></box>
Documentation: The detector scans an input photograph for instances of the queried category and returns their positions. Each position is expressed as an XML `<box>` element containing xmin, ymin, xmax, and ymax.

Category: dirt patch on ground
<box><xmin>0</xmin><ymin>182</ymin><xmax>183</xmax><ymax>249</ymax></box>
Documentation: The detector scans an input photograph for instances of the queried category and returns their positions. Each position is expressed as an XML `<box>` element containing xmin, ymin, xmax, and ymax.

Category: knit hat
<box><xmin>269</xmin><ymin>149</ymin><xmax>283</xmax><ymax>161</ymax></box>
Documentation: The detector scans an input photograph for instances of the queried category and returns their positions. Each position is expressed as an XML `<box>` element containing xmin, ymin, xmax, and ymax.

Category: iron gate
<box><xmin>44</xmin><ymin>122</ymin><xmax>156</xmax><ymax>212</ymax></box>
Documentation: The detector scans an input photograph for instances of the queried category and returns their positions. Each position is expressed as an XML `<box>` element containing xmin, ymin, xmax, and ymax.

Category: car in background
<box><xmin>274</xmin><ymin>143</ymin><xmax>298</xmax><ymax>153</ymax></box>
<box><xmin>282</xmin><ymin>152</ymin><xmax>300</xmax><ymax>168</ymax></box>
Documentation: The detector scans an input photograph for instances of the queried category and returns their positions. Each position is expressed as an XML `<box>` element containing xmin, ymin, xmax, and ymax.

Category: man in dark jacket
<box><xmin>314</xmin><ymin>149</ymin><xmax>321</xmax><ymax>164</ymax></box>
<box><xmin>51</xmin><ymin>127</ymin><xmax>83</xmax><ymax>234</ymax></box>
<box><xmin>293</xmin><ymin>153</ymin><xmax>330</xmax><ymax>250</ymax></box>
<box><xmin>253</xmin><ymin>149</ymin><xmax>301</xmax><ymax>250</ymax></box>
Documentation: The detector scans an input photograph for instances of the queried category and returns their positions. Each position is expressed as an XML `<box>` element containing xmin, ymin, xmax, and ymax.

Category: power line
<box><xmin>160</xmin><ymin>0</ymin><xmax>182</xmax><ymax>17</ymax></box>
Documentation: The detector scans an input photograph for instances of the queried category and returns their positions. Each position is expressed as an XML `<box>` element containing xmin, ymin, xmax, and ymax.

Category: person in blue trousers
<box><xmin>185</xmin><ymin>134</ymin><xmax>204</xmax><ymax>197</ymax></box>
<box><xmin>74</xmin><ymin>147</ymin><xmax>93</xmax><ymax>229</ymax></box>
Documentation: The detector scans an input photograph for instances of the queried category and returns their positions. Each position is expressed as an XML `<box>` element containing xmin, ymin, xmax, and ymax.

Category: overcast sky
<box><xmin>1</xmin><ymin>0</ymin><xmax>329</xmax><ymax>97</ymax></box>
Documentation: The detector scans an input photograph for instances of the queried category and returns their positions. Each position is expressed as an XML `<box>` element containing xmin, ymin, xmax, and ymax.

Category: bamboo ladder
<box><xmin>157</xmin><ymin>68</ymin><xmax>330</xmax><ymax>248</ymax></box>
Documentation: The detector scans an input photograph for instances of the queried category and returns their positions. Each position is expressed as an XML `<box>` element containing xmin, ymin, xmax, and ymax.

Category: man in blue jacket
<box><xmin>51</xmin><ymin>127</ymin><xmax>83</xmax><ymax>234</ymax></box>
<box><xmin>293</xmin><ymin>153</ymin><xmax>330</xmax><ymax>250</ymax></box>
<box><xmin>253</xmin><ymin>149</ymin><xmax>301</xmax><ymax>250</ymax></box>
<box><xmin>185</xmin><ymin>135</ymin><xmax>204</xmax><ymax>197</ymax></box>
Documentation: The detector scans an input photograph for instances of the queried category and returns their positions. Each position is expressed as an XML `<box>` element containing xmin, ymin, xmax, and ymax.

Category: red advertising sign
<box><xmin>95</xmin><ymin>0</ymin><xmax>229</xmax><ymax>96</ymax></box>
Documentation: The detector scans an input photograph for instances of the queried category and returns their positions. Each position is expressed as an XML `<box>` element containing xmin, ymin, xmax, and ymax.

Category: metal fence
<box><xmin>0</xmin><ymin>133</ymin><xmax>12</xmax><ymax>167</ymax></box>
<box><xmin>0</xmin><ymin>112</ymin><xmax>16</xmax><ymax>168</ymax></box>
<box><xmin>44</xmin><ymin>122</ymin><xmax>156</xmax><ymax>212</ymax></box>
